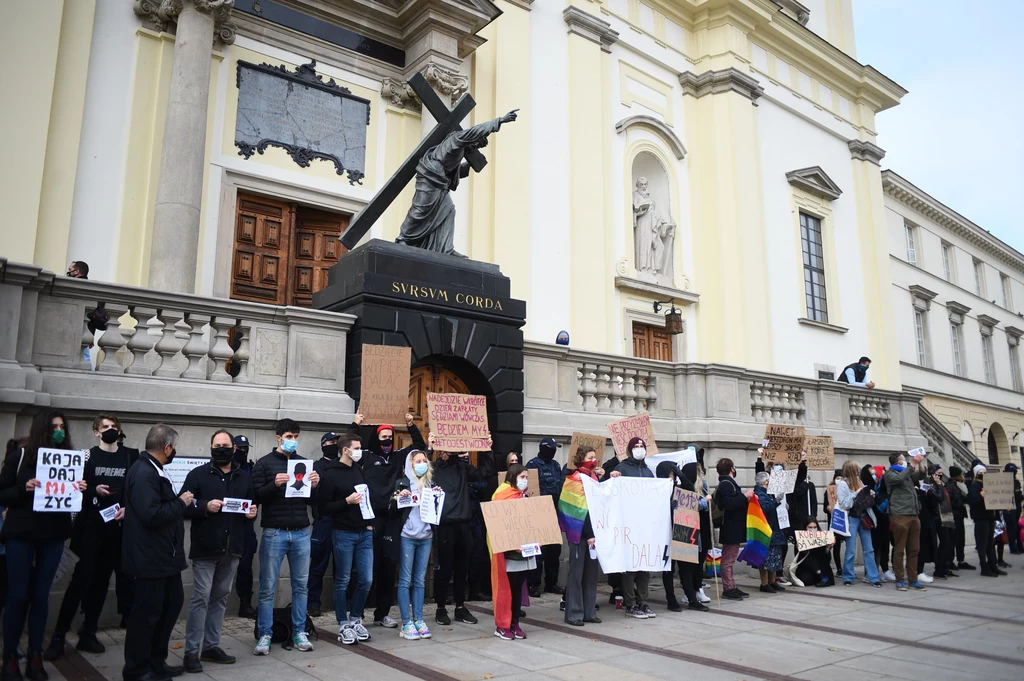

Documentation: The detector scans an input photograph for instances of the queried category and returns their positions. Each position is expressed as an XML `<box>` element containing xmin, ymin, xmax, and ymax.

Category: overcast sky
<box><xmin>851</xmin><ymin>0</ymin><xmax>1023</xmax><ymax>254</ymax></box>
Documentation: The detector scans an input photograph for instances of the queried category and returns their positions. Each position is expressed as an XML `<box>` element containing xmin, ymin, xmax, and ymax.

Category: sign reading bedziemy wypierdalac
<box><xmin>359</xmin><ymin>344</ymin><xmax>411</xmax><ymax>425</ymax></box>
<box><xmin>581</xmin><ymin>476</ymin><xmax>672</xmax><ymax>573</ymax></box>
<box><xmin>33</xmin><ymin>448</ymin><xmax>85</xmax><ymax>512</ymax></box>
<box><xmin>427</xmin><ymin>393</ymin><xmax>490</xmax><ymax>452</ymax></box>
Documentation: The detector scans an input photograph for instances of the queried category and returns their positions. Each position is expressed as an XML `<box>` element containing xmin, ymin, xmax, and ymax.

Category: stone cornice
<box><xmin>977</xmin><ymin>313</ymin><xmax>1000</xmax><ymax>329</ymax></box>
<box><xmin>134</xmin><ymin>0</ymin><xmax>237</xmax><ymax>45</ymax></box>
<box><xmin>882</xmin><ymin>170</ymin><xmax>1024</xmax><ymax>276</ymax></box>
<box><xmin>849</xmin><ymin>140</ymin><xmax>886</xmax><ymax>166</ymax></box>
<box><xmin>773</xmin><ymin>0</ymin><xmax>810</xmax><ymax>26</ymax></box>
<box><xmin>563</xmin><ymin>6</ymin><xmax>619</xmax><ymax>53</ymax></box>
<box><xmin>1005</xmin><ymin>325</ymin><xmax>1023</xmax><ymax>339</ymax></box>
<box><xmin>678</xmin><ymin>68</ymin><xmax>764</xmax><ymax>104</ymax></box>
<box><xmin>504</xmin><ymin>0</ymin><xmax>534</xmax><ymax>10</ymax></box>
<box><xmin>785</xmin><ymin>166</ymin><xmax>842</xmax><ymax>201</ymax></box>
<box><xmin>909</xmin><ymin>285</ymin><xmax>938</xmax><ymax>302</ymax></box>
<box><xmin>945</xmin><ymin>300</ymin><xmax>972</xmax><ymax>317</ymax></box>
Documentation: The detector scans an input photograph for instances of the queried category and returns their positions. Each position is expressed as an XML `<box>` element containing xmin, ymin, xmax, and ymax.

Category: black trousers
<box><xmin>122</xmin><ymin>574</ymin><xmax>183</xmax><ymax>681</ymax></box>
<box><xmin>54</xmin><ymin>526</ymin><xmax>122</xmax><ymax>635</ymax></box>
<box><xmin>934</xmin><ymin>526</ymin><xmax>953</xmax><ymax>577</ymax></box>
<box><xmin>434</xmin><ymin>521</ymin><xmax>472</xmax><ymax>608</ymax></box>
<box><xmin>235</xmin><ymin>522</ymin><xmax>258</xmax><ymax>603</ymax></box>
<box><xmin>507</xmin><ymin>571</ymin><xmax>526</xmax><ymax>627</ymax></box>
<box><xmin>467</xmin><ymin>513</ymin><xmax>491</xmax><ymax>596</ymax></box>
<box><xmin>307</xmin><ymin>517</ymin><xmax>333</xmax><ymax>609</ymax></box>
<box><xmin>872</xmin><ymin>517</ymin><xmax>891</xmax><ymax>571</ymax></box>
<box><xmin>974</xmin><ymin>519</ymin><xmax>997</xmax><ymax>574</ymax></box>
<box><xmin>528</xmin><ymin>544</ymin><xmax>561</xmax><ymax>590</ymax></box>
<box><xmin>663</xmin><ymin>560</ymin><xmax>701</xmax><ymax>606</ymax></box>
<box><xmin>954</xmin><ymin>512</ymin><xmax>966</xmax><ymax>563</ymax></box>
<box><xmin>371</xmin><ymin>515</ymin><xmax>396</xmax><ymax>620</ymax></box>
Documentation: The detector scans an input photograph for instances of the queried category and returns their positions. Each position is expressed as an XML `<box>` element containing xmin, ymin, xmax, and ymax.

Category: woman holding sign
<box><xmin>836</xmin><ymin>460</ymin><xmax>882</xmax><ymax>587</ymax></box>
<box><xmin>0</xmin><ymin>410</ymin><xmax>86</xmax><ymax>681</ymax></box>
<box><xmin>489</xmin><ymin>465</ymin><xmax>536</xmax><ymax>641</ymax></box>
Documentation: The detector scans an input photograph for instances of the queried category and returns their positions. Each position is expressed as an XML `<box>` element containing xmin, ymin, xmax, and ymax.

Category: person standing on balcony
<box><xmin>252</xmin><ymin>419</ymin><xmax>320</xmax><ymax>655</ymax></box>
<box><xmin>526</xmin><ymin>438</ymin><xmax>564</xmax><ymax>597</ymax></box>
<box><xmin>231</xmin><ymin>435</ymin><xmax>258</xmax><ymax>619</ymax></box>
<box><xmin>836</xmin><ymin>356</ymin><xmax>875</xmax><ymax>389</ymax></box>
<box><xmin>884</xmin><ymin>450</ymin><xmax>928</xmax><ymax>590</ymax></box>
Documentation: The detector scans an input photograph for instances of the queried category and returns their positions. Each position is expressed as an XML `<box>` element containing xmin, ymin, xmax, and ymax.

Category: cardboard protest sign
<box><xmin>496</xmin><ymin>469</ymin><xmax>539</xmax><ymax>493</ymax></box>
<box><xmin>359</xmin><ymin>344</ymin><xmax>412</xmax><ymax>425</ymax></box>
<box><xmin>983</xmin><ymin>472</ymin><xmax>1016</xmax><ymax>511</ymax></box>
<box><xmin>762</xmin><ymin>424</ymin><xmax>806</xmax><ymax>465</ymax></box>
<box><xmin>795</xmin><ymin>529</ymin><xmax>836</xmax><ymax>552</ymax></box>
<box><xmin>33</xmin><ymin>449</ymin><xmax>85</xmax><ymax>512</ymax></box>
<box><xmin>580</xmin><ymin>476</ymin><xmax>672</xmax><ymax>573</ymax></box>
<box><xmin>826</xmin><ymin>483</ymin><xmax>838</xmax><ymax>512</ymax></box>
<box><xmin>286</xmin><ymin>459</ymin><xmax>312</xmax><ymax>498</ymax></box>
<box><xmin>804</xmin><ymin>436</ymin><xmax>834</xmax><ymax>470</ymax></box>
<box><xmin>672</xmin><ymin>488</ymin><xmax>700</xmax><ymax>563</ymax></box>
<box><xmin>222</xmin><ymin>498</ymin><xmax>252</xmax><ymax>514</ymax></box>
<box><xmin>766</xmin><ymin>468</ymin><xmax>799</xmax><ymax>496</ymax></box>
<box><xmin>568</xmin><ymin>432</ymin><xmax>607</xmax><ymax>469</ymax></box>
<box><xmin>607</xmin><ymin>413</ymin><xmax>658</xmax><ymax>460</ymax></box>
<box><xmin>480</xmin><ymin>495</ymin><xmax>562</xmax><ymax>553</ymax></box>
<box><xmin>427</xmin><ymin>393</ymin><xmax>490</xmax><ymax>451</ymax></box>
<box><xmin>164</xmin><ymin>457</ymin><xmax>207</xmax><ymax>494</ymax></box>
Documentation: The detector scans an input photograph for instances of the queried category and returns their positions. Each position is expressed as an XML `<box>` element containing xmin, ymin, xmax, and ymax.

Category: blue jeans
<box><xmin>332</xmin><ymin>529</ymin><xmax>373</xmax><ymax>625</ymax></box>
<box><xmin>397</xmin><ymin>536</ymin><xmax>432</xmax><ymax>623</ymax></box>
<box><xmin>4</xmin><ymin>538</ymin><xmax>64</xmax><ymax>654</ymax></box>
<box><xmin>843</xmin><ymin>516</ymin><xmax>880</xmax><ymax>584</ymax></box>
<box><xmin>257</xmin><ymin>527</ymin><xmax>311</xmax><ymax>638</ymax></box>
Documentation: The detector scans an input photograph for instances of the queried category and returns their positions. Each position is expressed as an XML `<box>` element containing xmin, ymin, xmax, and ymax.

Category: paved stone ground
<box><xmin>39</xmin><ymin>566</ymin><xmax>1024</xmax><ymax>681</ymax></box>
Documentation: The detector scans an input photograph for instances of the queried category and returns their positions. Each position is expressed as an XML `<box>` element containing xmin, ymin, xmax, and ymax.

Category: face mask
<box><xmin>579</xmin><ymin>459</ymin><xmax>597</xmax><ymax>472</ymax></box>
<box><xmin>516</xmin><ymin>478</ymin><xmax>529</xmax><ymax>492</ymax></box>
<box><xmin>773</xmin><ymin>465</ymin><xmax>783</xmax><ymax>473</ymax></box>
<box><xmin>234</xmin><ymin>448</ymin><xmax>249</xmax><ymax>465</ymax></box>
<box><xmin>281</xmin><ymin>439</ymin><xmax>298</xmax><ymax>454</ymax></box>
<box><xmin>52</xmin><ymin>429</ymin><xmax>66</xmax><ymax>445</ymax></box>
<box><xmin>540</xmin><ymin>446</ymin><xmax>556</xmax><ymax>461</ymax></box>
<box><xmin>100</xmin><ymin>428</ymin><xmax>120</xmax><ymax>444</ymax></box>
<box><xmin>349</xmin><ymin>448</ymin><xmax>363</xmax><ymax>463</ymax></box>
<box><xmin>413</xmin><ymin>462</ymin><xmax>429</xmax><ymax>477</ymax></box>
<box><xmin>632</xmin><ymin>448</ymin><xmax>646</xmax><ymax>460</ymax></box>
<box><xmin>871</xmin><ymin>473</ymin><xmax>877</xmax><ymax>481</ymax></box>
<box><xmin>321</xmin><ymin>444</ymin><xmax>339</xmax><ymax>459</ymax></box>
<box><xmin>211</xmin><ymin>447</ymin><xmax>234</xmax><ymax>465</ymax></box>
<box><xmin>379</xmin><ymin>438</ymin><xmax>393</xmax><ymax>451</ymax></box>
<box><xmin>166</xmin><ymin>448</ymin><xmax>177</xmax><ymax>464</ymax></box>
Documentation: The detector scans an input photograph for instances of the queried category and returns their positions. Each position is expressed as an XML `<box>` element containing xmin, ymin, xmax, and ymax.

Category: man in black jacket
<box><xmin>307</xmin><ymin>432</ymin><xmax>340</xmax><ymax>618</ymax></box>
<box><xmin>251</xmin><ymin>419</ymin><xmax>320</xmax><ymax>655</ymax></box>
<box><xmin>967</xmin><ymin>464</ymin><xmax>1005</xmax><ymax>577</ymax></box>
<box><xmin>430</xmin><ymin>432</ymin><xmax>493</xmax><ymax>626</ymax></box>
<box><xmin>231</xmin><ymin>434</ymin><xmax>259</xmax><ymax>618</ymax></box>
<box><xmin>945</xmin><ymin>466</ymin><xmax>973</xmax><ymax>570</ymax></box>
<box><xmin>715</xmin><ymin>458</ymin><xmax>750</xmax><ymax>600</ymax></box>
<box><xmin>348</xmin><ymin>412</ymin><xmax>425</xmax><ymax>628</ymax></box>
<box><xmin>180</xmin><ymin>430</ymin><xmax>257</xmax><ymax>673</ymax></box>
<box><xmin>121</xmin><ymin>424</ymin><xmax>191</xmax><ymax>681</ymax></box>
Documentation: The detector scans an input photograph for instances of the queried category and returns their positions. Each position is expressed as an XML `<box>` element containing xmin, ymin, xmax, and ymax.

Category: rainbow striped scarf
<box><xmin>557</xmin><ymin>474</ymin><xmax>589</xmax><ymax>544</ymax></box>
<box><xmin>737</xmin><ymin>493</ymin><xmax>771</xmax><ymax>568</ymax></box>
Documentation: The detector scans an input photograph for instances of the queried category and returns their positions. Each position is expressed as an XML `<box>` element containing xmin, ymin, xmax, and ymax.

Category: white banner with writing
<box><xmin>580</xmin><ymin>476</ymin><xmax>672</xmax><ymax>574</ymax></box>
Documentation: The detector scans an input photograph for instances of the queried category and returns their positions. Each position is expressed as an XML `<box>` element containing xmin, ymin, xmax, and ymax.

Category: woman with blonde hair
<box><xmin>836</xmin><ymin>460</ymin><xmax>882</xmax><ymax>587</ymax></box>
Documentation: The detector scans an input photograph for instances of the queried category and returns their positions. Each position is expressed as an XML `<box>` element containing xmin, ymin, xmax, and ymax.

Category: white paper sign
<box><xmin>588</xmin><ymin>544</ymin><xmax>598</xmax><ymax>560</ymax></box>
<box><xmin>521</xmin><ymin>543</ymin><xmax>542</xmax><ymax>557</ymax></box>
<box><xmin>420</xmin><ymin>487</ymin><xmax>445</xmax><ymax>525</ymax></box>
<box><xmin>907</xmin><ymin>447</ymin><xmax>926</xmax><ymax>459</ymax></box>
<box><xmin>164</xmin><ymin>457</ymin><xmax>207</xmax><ymax>494</ymax></box>
<box><xmin>286</xmin><ymin>459</ymin><xmax>312</xmax><ymax>498</ymax></box>
<box><xmin>681</xmin><ymin>446</ymin><xmax>697</xmax><ymax>466</ymax></box>
<box><xmin>580</xmin><ymin>476</ymin><xmax>672</xmax><ymax>574</ymax></box>
<box><xmin>355</xmin><ymin>483</ymin><xmax>375</xmax><ymax>520</ymax></box>
<box><xmin>777</xmin><ymin>504</ymin><xmax>790</xmax><ymax>529</ymax></box>
<box><xmin>33</xmin><ymin>449</ymin><xmax>86</xmax><ymax>513</ymax></box>
<box><xmin>397</xmin><ymin>492</ymin><xmax>416</xmax><ymax>509</ymax></box>
<box><xmin>99</xmin><ymin>503</ymin><xmax>121</xmax><ymax>523</ymax></box>
<box><xmin>767</xmin><ymin>469</ymin><xmax>799</xmax><ymax>496</ymax></box>
<box><xmin>222</xmin><ymin>497</ymin><xmax>252</xmax><ymax>514</ymax></box>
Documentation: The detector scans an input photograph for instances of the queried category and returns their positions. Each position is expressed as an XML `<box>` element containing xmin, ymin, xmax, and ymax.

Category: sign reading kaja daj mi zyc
<box><xmin>235</xmin><ymin>60</ymin><xmax>370</xmax><ymax>185</ymax></box>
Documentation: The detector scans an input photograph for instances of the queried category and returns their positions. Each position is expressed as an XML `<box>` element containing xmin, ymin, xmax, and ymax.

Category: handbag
<box><xmin>830</xmin><ymin>507</ymin><xmax>851</xmax><ymax>537</ymax></box>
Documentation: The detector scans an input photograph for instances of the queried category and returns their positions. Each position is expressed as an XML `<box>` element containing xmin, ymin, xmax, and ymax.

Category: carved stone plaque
<box><xmin>235</xmin><ymin>60</ymin><xmax>370</xmax><ymax>184</ymax></box>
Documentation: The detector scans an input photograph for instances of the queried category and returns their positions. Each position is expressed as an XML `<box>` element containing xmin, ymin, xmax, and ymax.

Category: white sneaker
<box><xmin>338</xmin><ymin>624</ymin><xmax>357</xmax><ymax>645</ymax></box>
<box><xmin>293</xmin><ymin>632</ymin><xmax>314</xmax><ymax>651</ymax></box>
<box><xmin>776</xmin><ymin>577</ymin><xmax>792</xmax><ymax>586</ymax></box>
<box><xmin>876</xmin><ymin>568</ymin><xmax>887</xmax><ymax>583</ymax></box>
<box><xmin>917</xmin><ymin>573</ymin><xmax>934</xmax><ymax>584</ymax></box>
<box><xmin>253</xmin><ymin>634</ymin><xmax>272</xmax><ymax>656</ymax></box>
<box><xmin>696</xmin><ymin>588</ymin><xmax>711</xmax><ymax>603</ymax></box>
<box><xmin>374</xmin><ymin>615</ymin><xmax>399</xmax><ymax>629</ymax></box>
<box><xmin>883</xmin><ymin>569</ymin><xmax>896</xmax><ymax>582</ymax></box>
<box><xmin>351</xmin><ymin>618</ymin><xmax>372</xmax><ymax>642</ymax></box>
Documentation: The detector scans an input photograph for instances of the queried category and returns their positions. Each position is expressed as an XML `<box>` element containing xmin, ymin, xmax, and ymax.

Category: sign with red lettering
<box><xmin>480</xmin><ymin>495</ymin><xmax>562</xmax><ymax>553</ymax></box>
<box><xmin>607</xmin><ymin>413</ymin><xmax>659</xmax><ymax>460</ymax></box>
<box><xmin>579</xmin><ymin>476</ymin><xmax>672</xmax><ymax>573</ymax></box>
<box><xmin>427</xmin><ymin>393</ymin><xmax>491</xmax><ymax>452</ymax></box>
<box><xmin>33</xmin><ymin>449</ymin><xmax>85</xmax><ymax>512</ymax></box>
<box><xmin>672</xmin><ymin>488</ymin><xmax>701</xmax><ymax>563</ymax></box>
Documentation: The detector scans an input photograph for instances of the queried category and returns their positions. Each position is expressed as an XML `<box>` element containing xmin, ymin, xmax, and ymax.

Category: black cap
<box><xmin>540</xmin><ymin>437</ymin><xmax>561</xmax><ymax>450</ymax></box>
<box><xmin>321</xmin><ymin>431</ymin><xmax>339</xmax><ymax>446</ymax></box>
<box><xmin>233</xmin><ymin>435</ymin><xmax>250</xmax><ymax>449</ymax></box>
<box><xmin>1005</xmin><ymin>463</ymin><xmax>1018</xmax><ymax>473</ymax></box>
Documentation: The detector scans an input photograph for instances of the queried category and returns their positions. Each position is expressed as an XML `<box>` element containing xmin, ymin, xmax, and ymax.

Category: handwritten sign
<box><xmin>480</xmin><ymin>495</ymin><xmax>562</xmax><ymax>553</ymax></box>
<box><xmin>222</xmin><ymin>498</ymin><xmax>252</xmax><ymax>514</ymax></box>
<box><xmin>607</xmin><ymin>413</ymin><xmax>658</xmax><ymax>460</ymax></box>
<box><xmin>984</xmin><ymin>472</ymin><xmax>1016</xmax><ymax>511</ymax></box>
<box><xmin>580</xmin><ymin>476</ymin><xmax>672</xmax><ymax>573</ymax></box>
<box><xmin>767</xmin><ymin>468</ymin><xmax>798</xmax><ymax>496</ymax></box>
<box><xmin>762</xmin><ymin>425</ymin><xmax>806</xmax><ymax>465</ymax></box>
<box><xmin>672</xmin><ymin>488</ymin><xmax>700</xmax><ymax>564</ymax></box>
<box><xmin>359</xmin><ymin>344</ymin><xmax>411</xmax><ymax>425</ymax></box>
<box><xmin>826</xmin><ymin>483</ymin><xmax>838</xmax><ymax>512</ymax></box>
<box><xmin>286</xmin><ymin>459</ymin><xmax>312</xmax><ymax>498</ymax></box>
<box><xmin>805</xmin><ymin>436</ymin><xmax>834</xmax><ymax>470</ymax></box>
<box><xmin>568</xmin><ymin>432</ymin><xmax>607</xmax><ymax>469</ymax></box>
<box><xmin>33</xmin><ymin>449</ymin><xmax>85</xmax><ymax>512</ymax></box>
<box><xmin>496</xmin><ymin>469</ymin><xmax>539</xmax><ymax>494</ymax></box>
<box><xmin>795</xmin><ymin>529</ymin><xmax>836</xmax><ymax>552</ymax></box>
<box><xmin>427</xmin><ymin>393</ymin><xmax>490</xmax><ymax>451</ymax></box>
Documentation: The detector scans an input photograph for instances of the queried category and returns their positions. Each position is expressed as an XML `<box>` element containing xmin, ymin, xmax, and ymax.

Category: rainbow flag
<box><xmin>737</xmin><ymin>494</ymin><xmax>771</xmax><ymax>568</ymax></box>
<box><xmin>557</xmin><ymin>475</ymin><xmax>589</xmax><ymax>544</ymax></box>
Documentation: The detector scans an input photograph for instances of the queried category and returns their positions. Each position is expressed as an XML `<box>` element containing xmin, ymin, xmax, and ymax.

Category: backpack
<box><xmin>253</xmin><ymin>605</ymin><xmax>318</xmax><ymax>648</ymax></box>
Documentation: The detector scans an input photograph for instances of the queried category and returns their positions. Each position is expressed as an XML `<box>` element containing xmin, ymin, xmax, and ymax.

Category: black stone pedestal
<box><xmin>313</xmin><ymin>239</ymin><xmax>526</xmax><ymax>454</ymax></box>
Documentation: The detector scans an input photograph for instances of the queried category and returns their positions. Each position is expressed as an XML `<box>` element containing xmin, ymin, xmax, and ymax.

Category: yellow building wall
<box><xmin>381</xmin><ymin>107</ymin><xmax>422</xmax><ymax>242</ymax></box>
<box><xmin>923</xmin><ymin>394</ymin><xmax>1023</xmax><ymax>467</ymax></box>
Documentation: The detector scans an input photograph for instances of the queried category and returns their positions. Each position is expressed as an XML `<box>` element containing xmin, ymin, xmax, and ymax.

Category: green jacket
<box><xmin>883</xmin><ymin>466</ymin><xmax>925</xmax><ymax>516</ymax></box>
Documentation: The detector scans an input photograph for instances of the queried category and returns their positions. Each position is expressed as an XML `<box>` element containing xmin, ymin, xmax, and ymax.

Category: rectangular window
<box><xmin>950</xmin><ymin>322</ymin><xmax>964</xmax><ymax>377</ymax></box>
<box><xmin>1011</xmin><ymin>343</ymin><xmax>1023</xmax><ymax>392</ymax></box>
<box><xmin>941</xmin><ymin>242</ymin><xmax>954</xmax><ymax>282</ymax></box>
<box><xmin>914</xmin><ymin>309</ymin><xmax>929</xmax><ymax>367</ymax></box>
<box><xmin>1001</xmin><ymin>274</ymin><xmax>1013</xmax><ymax>309</ymax></box>
<box><xmin>904</xmin><ymin>223</ymin><xmax>917</xmax><ymax>265</ymax></box>
<box><xmin>981</xmin><ymin>332</ymin><xmax>996</xmax><ymax>384</ymax></box>
<box><xmin>800</xmin><ymin>212</ymin><xmax>828</xmax><ymax>323</ymax></box>
<box><xmin>974</xmin><ymin>259</ymin><xmax>986</xmax><ymax>297</ymax></box>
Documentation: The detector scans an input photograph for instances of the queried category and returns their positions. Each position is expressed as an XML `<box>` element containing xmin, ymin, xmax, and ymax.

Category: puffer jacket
<box><xmin>883</xmin><ymin>466</ymin><xmax>925</xmax><ymax>516</ymax></box>
<box><xmin>615</xmin><ymin>457</ymin><xmax>654</xmax><ymax>478</ymax></box>
<box><xmin>251</xmin><ymin>450</ymin><xmax>313</xmax><ymax>529</ymax></box>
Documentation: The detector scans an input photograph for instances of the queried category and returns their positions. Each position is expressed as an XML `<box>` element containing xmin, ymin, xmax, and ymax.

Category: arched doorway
<box><xmin>988</xmin><ymin>422</ymin><xmax>1009</xmax><ymax>466</ymax></box>
<box><xmin>402</xmin><ymin>363</ymin><xmax>484</xmax><ymax>466</ymax></box>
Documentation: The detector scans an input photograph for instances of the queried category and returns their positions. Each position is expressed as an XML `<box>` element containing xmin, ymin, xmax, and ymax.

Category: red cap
<box><xmin>377</xmin><ymin>424</ymin><xmax>394</xmax><ymax>435</ymax></box>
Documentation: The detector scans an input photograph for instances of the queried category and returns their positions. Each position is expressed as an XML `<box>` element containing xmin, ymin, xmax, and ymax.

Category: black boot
<box><xmin>1</xmin><ymin>655</ymin><xmax>23</xmax><ymax>681</ymax></box>
<box><xmin>24</xmin><ymin>653</ymin><xmax>46</xmax><ymax>681</ymax></box>
<box><xmin>238</xmin><ymin>601</ymin><xmax>257</xmax><ymax>619</ymax></box>
<box><xmin>41</xmin><ymin>636</ymin><xmax>63</xmax><ymax>663</ymax></box>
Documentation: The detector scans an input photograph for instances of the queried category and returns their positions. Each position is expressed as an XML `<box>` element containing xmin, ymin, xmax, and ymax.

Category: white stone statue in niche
<box><xmin>632</xmin><ymin>176</ymin><xmax>675</xmax><ymax>283</ymax></box>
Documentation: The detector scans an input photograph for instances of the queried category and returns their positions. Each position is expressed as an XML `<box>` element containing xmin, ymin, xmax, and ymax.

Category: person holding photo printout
<box><xmin>557</xmin><ymin>446</ymin><xmax>603</xmax><ymax>626</ymax></box>
<box><xmin>836</xmin><ymin>461</ymin><xmax>882</xmax><ymax>587</ymax></box>
<box><xmin>489</xmin><ymin>465</ymin><xmax>536</xmax><ymax>641</ymax></box>
<box><xmin>48</xmin><ymin>413</ymin><xmax>138</xmax><ymax>662</ymax></box>
<box><xmin>884</xmin><ymin>449</ymin><xmax>928</xmax><ymax>590</ymax></box>
<box><xmin>178</xmin><ymin>430</ymin><xmax>257</xmax><ymax>673</ymax></box>
<box><xmin>251</xmin><ymin>419</ymin><xmax>320</xmax><ymax>656</ymax></box>
<box><xmin>0</xmin><ymin>411</ymin><xmax>85</xmax><ymax>681</ymax></box>
<box><xmin>315</xmin><ymin>434</ymin><xmax>374</xmax><ymax>645</ymax></box>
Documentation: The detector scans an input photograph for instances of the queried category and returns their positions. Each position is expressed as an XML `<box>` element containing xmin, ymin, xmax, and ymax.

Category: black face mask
<box><xmin>234</xmin><ymin>448</ymin><xmax>249</xmax><ymax>465</ymax></box>
<box><xmin>211</xmin><ymin>447</ymin><xmax>234</xmax><ymax>465</ymax></box>
<box><xmin>100</xmin><ymin>429</ymin><xmax>120</xmax><ymax>444</ymax></box>
<box><xmin>539</xmin><ymin>446</ymin><xmax>556</xmax><ymax>461</ymax></box>
<box><xmin>321</xmin><ymin>444</ymin><xmax>339</xmax><ymax>459</ymax></box>
<box><xmin>379</xmin><ymin>438</ymin><xmax>393</xmax><ymax>450</ymax></box>
<box><xmin>166</xmin><ymin>448</ymin><xmax>177</xmax><ymax>464</ymax></box>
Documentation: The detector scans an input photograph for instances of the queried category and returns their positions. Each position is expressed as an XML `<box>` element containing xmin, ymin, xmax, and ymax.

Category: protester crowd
<box><xmin>1</xmin><ymin>408</ymin><xmax>1021</xmax><ymax>681</ymax></box>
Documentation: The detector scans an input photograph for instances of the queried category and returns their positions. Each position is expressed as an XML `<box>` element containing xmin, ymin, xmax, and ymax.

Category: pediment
<box><xmin>786</xmin><ymin>166</ymin><xmax>842</xmax><ymax>201</ymax></box>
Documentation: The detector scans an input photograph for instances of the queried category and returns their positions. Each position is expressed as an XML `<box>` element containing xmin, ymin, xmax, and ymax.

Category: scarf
<box><xmin>557</xmin><ymin>468</ymin><xmax>595</xmax><ymax>545</ymax></box>
<box><xmin>890</xmin><ymin>465</ymin><xmax>905</xmax><ymax>473</ymax></box>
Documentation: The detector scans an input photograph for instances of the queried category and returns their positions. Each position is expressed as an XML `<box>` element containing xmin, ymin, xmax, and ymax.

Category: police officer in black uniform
<box><xmin>231</xmin><ymin>435</ymin><xmax>258</xmax><ymax>618</ymax></box>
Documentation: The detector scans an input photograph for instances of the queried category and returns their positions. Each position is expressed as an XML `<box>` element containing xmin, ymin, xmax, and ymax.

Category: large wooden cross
<box><xmin>340</xmin><ymin>73</ymin><xmax>486</xmax><ymax>250</ymax></box>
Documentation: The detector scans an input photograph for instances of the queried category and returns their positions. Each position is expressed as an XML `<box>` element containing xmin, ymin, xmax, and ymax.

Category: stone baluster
<box><xmin>750</xmin><ymin>382</ymin><xmax>762</xmax><ymax>419</ymax></box>
<box><xmin>232</xmin><ymin>324</ymin><xmax>251</xmax><ymax>384</ymax></box>
<box><xmin>79</xmin><ymin>317</ymin><xmax>94</xmax><ymax>371</ymax></box>
<box><xmin>609</xmin><ymin>367</ymin><xmax>625</xmax><ymax>414</ymax></box>
<box><xmin>154</xmin><ymin>310</ymin><xmax>186</xmax><ymax>377</ymax></box>
<box><xmin>595</xmin><ymin>365</ymin><xmax>611</xmax><ymax>412</ymax></box>
<box><xmin>635</xmin><ymin>371</ymin><xmax>650</xmax><ymax>412</ymax></box>
<box><xmin>207</xmin><ymin>316</ymin><xmax>235</xmax><ymax>382</ymax></box>
<box><xmin>769</xmin><ymin>384</ymin><xmax>782</xmax><ymax>420</ymax></box>
<box><xmin>644</xmin><ymin>372</ymin><xmax>658</xmax><ymax>411</ymax></box>
<box><xmin>623</xmin><ymin>370</ymin><xmax>638</xmax><ymax>414</ymax></box>
<box><xmin>126</xmin><ymin>307</ymin><xmax>158</xmax><ymax>375</ymax></box>
<box><xmin>780</xmin><ymin>386</ymin><xmax>793</xmax><ymax>421</ymax></box>
<box><xmin>582</xmin><ymin>364</ymin><xmax>599</xmax><ymax>411</ymax></box>
<box><xmin>96</xmin><ymin>304</ymin><xmax>129</xmax><ymax>373</ymax></box>
<box><xmin>181</xmin><ymin>313</ymin><xmax>211</xmax><ymax>380</ymax></box>
<box><xmin>577</xmin><ymin>364</ymin><xmax>592</xmax><ymax>411</ymax></box>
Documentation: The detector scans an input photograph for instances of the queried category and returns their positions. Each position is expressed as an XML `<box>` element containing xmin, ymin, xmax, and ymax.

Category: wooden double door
<box><xmin>230</xmin><ymin>192</ymin><xmax>349</xmax><ymax>307</ymax></box>
<box><xmin>632</xmin><ymin>321</ymin><xmax>673</xmax><ymax>361</ymax></box>
<box><xmin>400</xmin><ymin>364</ymin><xmax>480</xmax><ymax>466</ymax></box>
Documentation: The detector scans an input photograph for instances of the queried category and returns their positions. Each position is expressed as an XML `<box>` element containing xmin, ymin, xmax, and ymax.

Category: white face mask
<box><xmin>773</xmin><ymin>465</ymin><xmax>783</xmax><ymax>473</ymax></box>
<box><xmin>632</xmin><ymin>448</ymin><xmax>647</xmax><ymax>460</ymax></box>
<box><xmin>349</xmin><ymin>448</ymin><xmax>362</xmax><ymax>463</ymax></box>
<box><xmin>516</xmin><ymin>478</ymin><xmax>528</xmax><ymax>492</ymax></box>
